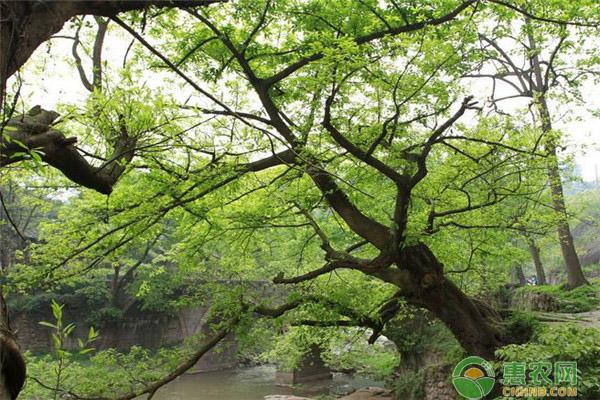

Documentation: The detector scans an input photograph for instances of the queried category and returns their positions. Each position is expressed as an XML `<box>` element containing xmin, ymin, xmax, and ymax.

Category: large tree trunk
<box><xmin>383</xmin><ymin>310</ymin><xmax>430</xmax><ymax>372</ymax></box>
<box><xmin>388</xmin><ymin>244</ymin><xmax>505</xmax><ymax>359</ymax></box>
<box><xmin>0</xmin><ymin>290</ymin><xmax>25</xmax><ymax>400</ymax></box>
<box><xmin>527</xmin><ymin>238</ymin><xmax>546</xmax><ymax>285</ymax></box>
<box><xmin>418</xmin><ymin>277</ymin><xmax>504</xmax><ymax>359</ymax></box>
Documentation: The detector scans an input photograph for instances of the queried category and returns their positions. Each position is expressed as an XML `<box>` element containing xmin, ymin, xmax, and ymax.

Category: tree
<box><xmin>129</xmin><ymin>0</ymin><xmax>593</xmax><ymax>358</ymax></box>
<box><xmin>98</xmin><ymin>0</ymin><xmax>548</xmax><ymax>357</ymax></box>
<box><xmin>0</xmin><ymin>1</ymin><xmax>222</xmax><ymax>93</ymax></box>
<box><xmin>526</xmin><ymin>237</ymin><xmax>546</xmax><ymax>285</ymax></box>
<box><xmin>0</xmin><ymin>1</ymin><xmax>223</xmax><ymax>194</ymax></box>
<box><xmin>463</xmin><ymin>0</ymin><xmax>599</xmax><ymax>288</ymax></box>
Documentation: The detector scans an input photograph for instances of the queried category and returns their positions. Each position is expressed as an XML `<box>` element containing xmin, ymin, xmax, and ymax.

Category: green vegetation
<box><xmin>516</xmin><ymin>278</ymin><xmax>600</xmax><ymax>312</ymax></box>
<box><xmin>497</xmin><ymin>325</ymin><xmax>600</xmax><ymax>399</ymax></box>
<box><xmin>502</xmin><ymin>312</ymin><xmax>541</xmax><ymax>345</ymax></box>
<box><xmin>24</xmin><ymin>346</ymin><xmax>187</xmax><ymax>399</ymax></box>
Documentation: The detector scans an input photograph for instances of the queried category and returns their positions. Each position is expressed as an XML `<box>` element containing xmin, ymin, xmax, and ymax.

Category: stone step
<box><xmin>338</xmin><ymin>387</ymin><xmax>393</xmax><ymax>400</ymax></box>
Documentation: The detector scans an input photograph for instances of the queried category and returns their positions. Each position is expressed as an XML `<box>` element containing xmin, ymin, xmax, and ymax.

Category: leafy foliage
<box><xmin>496</xmin><ymin>325</ymin><xmax>600</xmax><ymax>399</ymax></box>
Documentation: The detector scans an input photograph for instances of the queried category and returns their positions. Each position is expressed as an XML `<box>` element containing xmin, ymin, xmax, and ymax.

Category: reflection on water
<box><xmin>152</xmin><ymin>365</ymin><xmax>382</xmax><ymax>400</ymax></box>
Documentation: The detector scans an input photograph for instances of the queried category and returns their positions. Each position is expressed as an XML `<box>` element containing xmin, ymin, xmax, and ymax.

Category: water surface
<box><xmin>153</xmin><ymin>365</ymin><xmax>382</xmax><ymax>400</ymax></box>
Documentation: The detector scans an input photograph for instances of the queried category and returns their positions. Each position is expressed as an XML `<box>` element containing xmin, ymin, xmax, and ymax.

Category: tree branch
<box><xmin>0</xmin><ymin>1</ymin><xmax>224</xmax><ymax>82</ymax></box>
<box><xmin>487</xmin><ymin>0</ymin><xmax>599</xmax><ymax>28</ymax></box>
<box><xmin>306</xmin><ymin>165</ymin><xmax>391</xmax><ymax>250</ymax></box>
<box><xmin>1</xmin><ymin>107</ymin><xmax>136</xmax><ymax>194</ymax></box>
<box><xmin>410</xmin><ymin>96</ymin><xmax>478</xmax><ymax>187</ymax></box>
<box><xmin>322</xmin><ymin>81</ymin><xmax>409</xmax><ymax>185</ymax></box>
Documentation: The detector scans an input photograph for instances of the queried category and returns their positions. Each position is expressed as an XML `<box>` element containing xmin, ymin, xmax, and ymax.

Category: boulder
<box><xmin>264</xmin><ymin>396</ymin><xmax>314</xmax><ymax>400</ymax></box>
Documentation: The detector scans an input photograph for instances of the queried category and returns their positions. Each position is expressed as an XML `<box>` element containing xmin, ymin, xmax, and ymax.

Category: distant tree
<box><xmin>464</xmin><ymin>0</ymin><xmax>598</xmax><ymax>288</ymax></box>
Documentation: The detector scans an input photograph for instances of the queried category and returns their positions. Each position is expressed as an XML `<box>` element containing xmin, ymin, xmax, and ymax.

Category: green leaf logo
<box><xmin>452</xmin><ymin>356</ymin><xmax>496</xmax><ymax>399</ymax></box>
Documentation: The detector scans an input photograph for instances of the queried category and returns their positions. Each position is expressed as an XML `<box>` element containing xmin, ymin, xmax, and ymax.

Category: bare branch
<box><xmin>92</xmin><ymin>17</ymin><xmax>109</xmax><ymax>91</ymax></box>
<box><xmin>487</xmin><ymin>0</ymin><xmax>599</xmax><ymax>28</ymax></box>
<box><xmin>322</xmin><ymin>80</ymin><xmax>408</xmax><ymax>185</ymax></box>
<box><xmin>71</xmin><ymin>20</ymin><xmax>93</xmax><ymax>91</ymax></box>
<box><xmin>410</xmin><ymin>96</ymin><xmax>478</xmax><ymax>187</ymax></box>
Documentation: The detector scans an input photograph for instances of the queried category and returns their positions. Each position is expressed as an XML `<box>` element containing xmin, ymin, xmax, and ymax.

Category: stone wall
<box><xmin>510</xmin><ymin>290</ymin><xmax>560</xmax><ymax>312</ymax></box>
<box><xmin>421</xmin><ymin>364</ymin><xmax>456</xmax><ymax>400</ymax></box>
<box><xmin>13</xmin><ymin>302</ymin><xmax>239</xmax><ymax>371</ymax></box>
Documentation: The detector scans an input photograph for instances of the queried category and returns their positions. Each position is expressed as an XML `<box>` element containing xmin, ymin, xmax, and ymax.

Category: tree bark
<box><xmin>1</xmin><ymin>107</ymin><xmax>136</xmax><ymax>194</ymax></box>
<box><xmin>383</xmin><ymin>311</ymin><xmax>429</xmax><ymax>372</ymax></box>
<box><xmin>527</xmin><ymin>238</ymin><xmax>546</xmax><ymax>285</ymax></box>
<box><xmin>423</xmin><ymin>281</ymin><xmax>504</xmax><ymax>359</ymax></box>
<box><xmin>378</xmin><ymin>244</ymin><xmax>506</xmax><ymax>359</ymax></box>
<box><xmin>0</xmin><ymin>288</ymin><xmax>25</xmax><ymax>400</ymax></box>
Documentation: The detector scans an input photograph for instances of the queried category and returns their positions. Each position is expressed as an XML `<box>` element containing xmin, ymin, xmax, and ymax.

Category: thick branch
<box><xmin>273</xmin><ymin>261</ymin><xmax>342</xmax><ymax>284</ymax></box>
<box><xmin>306</xmin><ymin>165</ymin><xmax>391</xmax><ymax>250</ymax></box>
<box><xmin>273</xmin><ymin>252</ymin><xmax>391</xmax><ymax>284</ymax></box>
<box><xmin>0</xmin><ymin>1</ymin><xmax>224</xmax><ymax>82</ymax></box>
<box><xmin>1</xmin><ymin>107</ymin><xmax>135</xmax><ymax>194</ymax></box>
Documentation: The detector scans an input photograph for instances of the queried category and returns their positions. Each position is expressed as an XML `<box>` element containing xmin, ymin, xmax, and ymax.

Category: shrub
<box><xmin>496</xmin><ymin>325</ymin><xmax>600</xmax><ymax>399</ymax></box>
<box><xmin>503</xmin><ymin>311</ymin><xmax>540</xmax><ymax>344</ymax></box>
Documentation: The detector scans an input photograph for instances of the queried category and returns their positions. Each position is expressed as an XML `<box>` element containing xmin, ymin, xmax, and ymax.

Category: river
<box><xmin>152</xmin><ymin>365</ymin><xmax>383</xmax><ymax>400</ymax></box>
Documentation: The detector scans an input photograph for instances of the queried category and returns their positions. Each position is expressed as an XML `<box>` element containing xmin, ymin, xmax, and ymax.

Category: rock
<box><xmin>264</xmin><ymin>396</ymin><xmax>313</xmax><ymax>400</ymax></box>
<box><xmin>338</xmin><ymin>387</ymin><xmax>393</xmax><ymax>400</ymax></box>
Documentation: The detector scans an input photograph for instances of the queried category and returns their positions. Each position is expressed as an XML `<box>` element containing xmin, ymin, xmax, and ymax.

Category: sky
<box><xmin>13</xmin><ymin>15</ymin><xmax>600</xmax><ymax>183</ymax></box>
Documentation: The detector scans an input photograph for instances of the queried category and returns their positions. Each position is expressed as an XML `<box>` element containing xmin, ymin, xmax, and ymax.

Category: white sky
<box><xmin>13</xmin><ymin>18</ymin><xmax>600</xmax><ymax>182</ymax></box>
